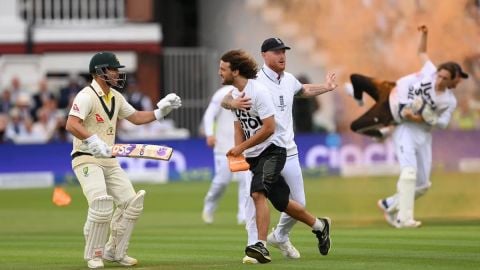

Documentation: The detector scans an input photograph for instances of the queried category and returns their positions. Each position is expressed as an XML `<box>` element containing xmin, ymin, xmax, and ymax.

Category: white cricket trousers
<box><xmin>245</xmin><ymin>154</ymin><xmax>306</xmax><ymax>245</ymax></box>
<box><xmin>203</xmin><ymin>153</ymin><xmax>248</xmax><ymax>222</ymax></box>
<box><xmin>388</xmin><ymin>123</ymin><xmax>432</xmax><ymax>205</ymax></box>
<box><xmin>74</xmin><ymin>162</ymin><xmax>136</xmax><ymax>205</ymax></box>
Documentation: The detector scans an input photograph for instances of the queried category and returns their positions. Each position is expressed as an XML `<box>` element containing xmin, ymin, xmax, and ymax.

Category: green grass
<box><xmin>0</xmin><ymin>172</ymin><xmax>479</xmax><ymax>269</ymax></box>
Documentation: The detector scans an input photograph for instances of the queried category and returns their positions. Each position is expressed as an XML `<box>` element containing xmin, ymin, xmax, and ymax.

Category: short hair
<box><xmin>221</xmin><ymin>49</ymin><xmax>258</xmax><ymax>79</ymax></box>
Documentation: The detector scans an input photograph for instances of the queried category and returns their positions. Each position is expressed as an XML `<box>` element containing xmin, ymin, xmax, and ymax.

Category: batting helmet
<box><xmin>89</xmin><ymin>51</ymin><xmax>125</xmax><ymax>74</ymax></box>
<box><xmin>89</xmin><ymin>52</ymin><xmax>127</xmax><ymax>90</ymax></box>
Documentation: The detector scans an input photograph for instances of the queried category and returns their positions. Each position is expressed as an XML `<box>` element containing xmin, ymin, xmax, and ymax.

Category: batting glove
<box><xmin>82</xmin><ymin>134</ymin><xmax>112</xmax><ymax>158</ymax></box>
<box><xmin>154</xmin><ymin>93</ymin><xmax>182</xmax><ymax>120</ymax></box>
<box><xmin>421</xmin><ymin>104</ymin><xmax>438</xmax><ymax>126</ymax></box>
<box><xmin>410</xmin><ymin>96</ymin><xmax>425</xmax><ymax>114</ymax></box>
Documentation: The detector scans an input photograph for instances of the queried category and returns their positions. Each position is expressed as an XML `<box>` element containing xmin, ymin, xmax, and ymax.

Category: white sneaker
<box><xmin>202</xmin><ymin>211</ymin><xmax>214</xmax><ymax>224</ymax></box>
<box><xmin>395</xmin><ymin>219</ymin><xmax>422</xmax><ymax>228</ymax></box>
<box><xmin>87</xmin><ymin>258</ymin><xmax>104</xmax><ymax>269</ymax></box>
<box><xmin>267</xmin><ymin>231</ymin><xmax>300</xmax><ymax>259</ymax></box>
<box><xmin>242</xmin><ymin>255</ymin><xmax>258</xmax><ymax>264</ymax></box>
<box><xmin>344</xmin><ymin>83</ymin><xmax>364</xmax><ymax>106</ymax></box>
<box><xmin>377</xmin><ymin>199</ymin><xmax>397</xmax><ymax>227</ymax></box>
<box><xmin>103</xmin><ymin>253</ymin><xmax>138</xmax><ymax>266</ymax></box>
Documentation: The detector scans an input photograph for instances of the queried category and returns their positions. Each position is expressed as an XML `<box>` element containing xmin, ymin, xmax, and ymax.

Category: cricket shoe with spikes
<box><xmin>312</xmin><ymin>217</ymin><xmax>331</xmax><ymax>256</ymax></box>
<box><xmin>395</xmin><ymin>219</ymin><xmax>422</xmax><ymax>229</ymax></box>
<box><xmin>267</xmin><ymin>231</ymin><xmax>300</xmax><ymax>259</ymax></box>
<box><xmin>245</xmin><ymin>242</ymin><xmax>271</xmax><ymax>263</ymax></box>
<box><xmin>377</xmin><ymin>199</ymin><xmax>397</xmax><ymax>227</ymax></box>
<box><xmin>103</xmin><ymin>253</ymin><xmax>138</xmax><ymax>266</ymax></box>
<box><xmin>87</xmin><ymin>258</ymin><xmax>104</xmax><ymax>269</ymax></box>
<box><xmin>202</xmin><ymin>211</ymin><xmax>214</xmax><ymax>224</ymax></box>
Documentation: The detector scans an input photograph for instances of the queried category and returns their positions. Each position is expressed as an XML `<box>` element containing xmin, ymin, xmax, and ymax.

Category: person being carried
<box><xmin>345</xmin><ymin>25</ymin><xmax>468</xmax><ymax>140</ymax></box>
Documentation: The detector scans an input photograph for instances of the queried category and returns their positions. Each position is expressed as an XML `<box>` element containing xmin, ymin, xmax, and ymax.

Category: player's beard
<box><xmin>221</xmin><ymin>75</ymin><xmax>234</xmax><ymax>85</ymax></box>
<box><xmin>274</xmin><ymin>61</ymin><xmax>286</xmax><ymax>72</ymax></box>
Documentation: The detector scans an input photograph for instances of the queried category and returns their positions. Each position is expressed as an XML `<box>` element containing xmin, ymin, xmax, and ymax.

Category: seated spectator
<box><xmin>9</xmin><ymin>77</ymin><xmax>28</xmax><ymax>105</ymax></box>
<box><xmin>31</xmin><ymin>107</ymin><xmax>58</xmax><ymax>142</ymax></box>
<box><xmin>31</xmin><ymin>79</ymin><xmax>56</xmax><ymax>121</ymax></box>
<box><xmin>5</xmin><ymin>108</ymin><xmax>31</xmax><ymax>143</ymax></box>
<box><xmin>0</xmin><ymin>90</ymin><xmax>13</xmax><ymax>114</ymax></box>
<box><xmin>15</xmin><ymin>93</ymin><xmax>32</xmax><ymax>120</ymax></box>
<box><xmin>58</xmin><ymin>75</ymin><xmax>84</xmax><ymax>110</ymax></box>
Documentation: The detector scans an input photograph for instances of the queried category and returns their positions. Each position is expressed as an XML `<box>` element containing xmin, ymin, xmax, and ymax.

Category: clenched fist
<box><xmin>154</xmin><ymin>93</ymin><xmax>182</xmax><ymax>120</ymax></box>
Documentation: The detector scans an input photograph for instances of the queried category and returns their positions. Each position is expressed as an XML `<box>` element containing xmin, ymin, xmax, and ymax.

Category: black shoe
<box><xmin>245</xmin><ymin>242</ymin><xmax>271</xmax><ymax>263</ymax></box>
<box><xmin>312</xmin><ymin>217</ymin><xmax>331</xmax><ymax>255</ymax></box>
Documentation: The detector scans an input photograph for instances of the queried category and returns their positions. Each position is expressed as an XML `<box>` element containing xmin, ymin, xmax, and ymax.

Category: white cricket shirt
<box><xmin>256</xmin><ymin>64</ymin><xmax>303</xmax><ymax>156</ymax></box>
<box><xmin>231</xmin><ymin>79</ymin><xmax>285</xmax><ymax>158</ymax></box>
<box><xmin>390</xmin><ymin>60</ymin><xmax>437</xmax><ymax>123</ymax></box>
<box><xmin>393</xmin><ymin>60</ymin><xmax>457</xmax><ymax>129</ymax></box>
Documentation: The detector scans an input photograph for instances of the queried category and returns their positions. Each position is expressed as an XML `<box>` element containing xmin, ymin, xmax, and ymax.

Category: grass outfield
<box><xmin>0</xmin><ymin>172</ymin><xmax>479</xmax><ymax>269</ymax></box>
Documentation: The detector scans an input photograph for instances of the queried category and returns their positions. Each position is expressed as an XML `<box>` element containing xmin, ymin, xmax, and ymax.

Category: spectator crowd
<box><xmin>1</xmin><ymin>71</ymin><xmax>479</xmax><ymax>145</ymax></box>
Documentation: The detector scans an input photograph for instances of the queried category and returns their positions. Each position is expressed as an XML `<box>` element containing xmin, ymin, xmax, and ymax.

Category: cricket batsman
<box><xmin>66</xmin><ymin>51</ymin><xmax>181</xmax><ymax>268</ymax></box>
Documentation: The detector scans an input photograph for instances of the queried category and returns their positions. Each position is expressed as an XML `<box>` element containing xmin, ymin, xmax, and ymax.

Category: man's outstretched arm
<box><xmin>298</xmin><ymin>72</ymin><xmax>338</xmax><ymax>97</ymax></box>
<box><xmin>417</xmin><ymin>25</ymin><xmax>430</xmax><ymax>64</ymax></box>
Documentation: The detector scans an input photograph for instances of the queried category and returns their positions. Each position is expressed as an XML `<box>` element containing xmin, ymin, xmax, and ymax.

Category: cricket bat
<box><xmin>111</xmin><ymin>144</ymin><xmax>173</xmax><ymax>161</ymax></box>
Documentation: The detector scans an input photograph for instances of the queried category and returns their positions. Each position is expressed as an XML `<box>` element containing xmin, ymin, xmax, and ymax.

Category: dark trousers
<box><xmin>246</xmin><ymin>144</ymin><xmax>290</xmax><ymax>211</ymax></box>
<box><xmin>350</xmin><ymin>74</ymin><xmax>396</xmax><ymax>138</ymax></box>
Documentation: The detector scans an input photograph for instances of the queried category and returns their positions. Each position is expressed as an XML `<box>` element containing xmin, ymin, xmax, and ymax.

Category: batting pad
<box><xmin>84</xmin><ymin>195</ymin><xmax>114</xmax><ymax>260</ymax></box>
<box><xmin>105</xmin><ymin>190</ymin><xmax>146</xmax><ymax>261</ymax></box>
<box><xmin>396</xmin><ymin>167</ymin><xmax>416</xmax><ymax>225</ymax></box>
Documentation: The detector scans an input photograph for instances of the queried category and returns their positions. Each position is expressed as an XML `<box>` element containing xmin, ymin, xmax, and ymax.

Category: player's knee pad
<box><xmin>124</xmin><ymin>190</ymin><xmax>146</xmax><ymax>220</ymax></box>
<box><xmin>87</xmin><ymin>195</ymin><xmax>115</xmax><ymax>223</ymax></box>
<box><xmin>267</xmin><ymin>177</ymin><xmax>290</xmax><ymax>212</ymax></box>
<box><xmin>84</xmin><ymin>195</ymin><xmax>114</xmax><ymax>260</ymax></box>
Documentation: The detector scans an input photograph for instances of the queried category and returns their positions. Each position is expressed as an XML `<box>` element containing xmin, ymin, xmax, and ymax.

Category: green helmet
<box><xmin>89</xmin><ymin>52</ymin><xmax>127</xmax><ymax>90</ymax></box>
<box><xmin>89</xmin><ymin>51</ymin><xmax>125</xmax><ymax>74</ymax></box>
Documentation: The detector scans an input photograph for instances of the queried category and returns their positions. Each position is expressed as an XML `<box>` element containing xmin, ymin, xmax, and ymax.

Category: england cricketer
<box><xmin>376</xmin><ymin>26</ymin><xmax>469</xmax><ymax>228</ymax></box>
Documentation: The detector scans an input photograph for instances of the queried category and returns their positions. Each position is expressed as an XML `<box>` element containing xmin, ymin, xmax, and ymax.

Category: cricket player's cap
<box><xmin>453</xmin><ymin>62</ymin><xmax>469</xmax><ymax>79</ymax></box>
<box><xmin>438</xmin><ymin>61</ymin><xmax>469</xmax><ymax>79</ymax></box>
<box><xmin>261</xmin><ymin>38</ymin><xmax>291</xmax><ymax>52</ymax></box>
